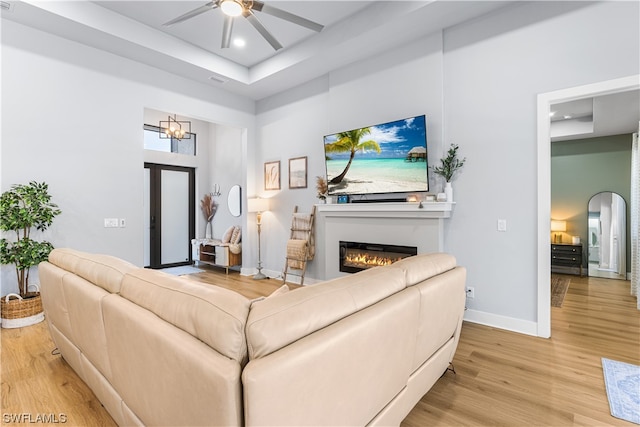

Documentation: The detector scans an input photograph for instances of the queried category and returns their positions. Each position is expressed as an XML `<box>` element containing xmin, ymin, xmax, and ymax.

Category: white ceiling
<box><xmin>550</xmin><ymin>90</ymin><xmax>640</xmax><ymax>142</ymax></box>
<box><xmin>1</xmin><ymin>0</ymin><xmax>517</xmax><ymax>100</ymax></box>
<box><xmin>94</xmin><ymin>1</ymin><xmax>372</xmax><ymax>68</ymax></box>
<box><xmin>2</xmin><ymin>1</ymin><xmax>638</xmax><ymax>140</ymax></box>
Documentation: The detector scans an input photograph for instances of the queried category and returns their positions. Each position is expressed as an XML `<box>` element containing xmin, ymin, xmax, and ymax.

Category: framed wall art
<box><xmin>264</xmin><ymin>161</ymin><xmax>280</xmax><ymax>190</ymax></box>
<box><xmin>288</xmin><ymin>156</ymin><xmax>307</xmax><ymax>189</ymax></box>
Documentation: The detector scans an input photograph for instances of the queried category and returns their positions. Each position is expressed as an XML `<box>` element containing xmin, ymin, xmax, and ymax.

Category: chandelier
<box><xmin>159</xmin><ymin>114</ymin><xmax>191</xmax><ymax>140</ymax></box>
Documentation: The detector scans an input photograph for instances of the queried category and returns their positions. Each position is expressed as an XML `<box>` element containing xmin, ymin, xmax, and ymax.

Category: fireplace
<box><xmin>339</xmin><ymin>241</ymin><xmax>417</xmax><ymax>273</ymax></box>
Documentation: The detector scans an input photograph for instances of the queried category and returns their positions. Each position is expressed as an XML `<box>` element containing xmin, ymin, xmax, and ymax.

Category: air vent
<box><xmin>1</xmin><ymin>1</ymin><xmax>14</xmax><ymax>12</ymax></box>
<box><xmin>208</xmin><ymin>74</ymin><xmax>228</xmax><ymax>84</ymax></box>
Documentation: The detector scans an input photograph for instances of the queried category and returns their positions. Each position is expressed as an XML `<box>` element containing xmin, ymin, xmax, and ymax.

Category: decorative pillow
<box><xmin>230</xmin><ymin>226</ymin><xmax>241</xmax><ymax>245</ymax></box>
<box><xmin>222</xmin><ymin>226</ymin><xmax>235</xmax><ymax>243</ymax></box>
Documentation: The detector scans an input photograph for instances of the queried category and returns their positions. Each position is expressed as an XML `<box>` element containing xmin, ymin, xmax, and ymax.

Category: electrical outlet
<box><xmin>497</xmin><ymin>219</ymin><xmax>507</xmax><ymax>232</ymax></box>
<box><xmin>104</xmin><ymin>218</ymin><xmax>119</xmax><ymax>228</ymax></box>
<box><xmin>466</xmin><ymin>286</ymin><xmax>475</xmax><ymax>299</ymax></box>
<box><xmin>119</xmin><ymin>218</ymin><xmax>126</xmax><ymax>228</ymax></box>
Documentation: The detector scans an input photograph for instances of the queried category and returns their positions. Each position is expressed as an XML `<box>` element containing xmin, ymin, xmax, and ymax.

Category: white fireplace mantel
<box><xmin>315</xmin><ymin>202</ymin><xmax>454</xmax><ymax>218</ymax></box>
<box><xmin>314</xmin><ymin>202</ymin><xmax>455</xmax><ymax>280</ymax></box>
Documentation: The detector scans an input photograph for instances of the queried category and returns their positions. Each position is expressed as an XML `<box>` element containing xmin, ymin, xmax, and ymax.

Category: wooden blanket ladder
<box><xmin>282</xmin><ymin>205</ymin><xmax>316</xmax><ymax>285</ymax></box>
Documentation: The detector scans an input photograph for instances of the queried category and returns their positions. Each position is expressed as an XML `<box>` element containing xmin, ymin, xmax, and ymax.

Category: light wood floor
<box><xmin>1</xmin><ymin>271</ymin><xmax>638</xmax><ymax>426</ymax></box>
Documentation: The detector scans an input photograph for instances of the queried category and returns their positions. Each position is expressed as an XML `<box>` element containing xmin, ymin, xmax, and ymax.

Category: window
<box><xmin>144</xmin><ymin>124</ymin><xmax>196</xmax><ymax>155</ymax></box>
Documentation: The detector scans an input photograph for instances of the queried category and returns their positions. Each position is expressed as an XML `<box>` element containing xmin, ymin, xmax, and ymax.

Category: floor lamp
<box><xmin>248</xmin><ymin>197</ymin><xmax>270</xmax><ymax>280</ymax></box>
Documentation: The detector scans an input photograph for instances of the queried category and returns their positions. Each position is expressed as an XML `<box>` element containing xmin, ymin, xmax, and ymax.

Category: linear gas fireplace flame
<box><xmin>344</xmin><ymin>252</ymin><xmax>397</xmax><ymax>269</ymax></box>
<box><xmin>339</xmin><ymin>241</ymin><xmax>417</xmax><ymax>273</ymax></box>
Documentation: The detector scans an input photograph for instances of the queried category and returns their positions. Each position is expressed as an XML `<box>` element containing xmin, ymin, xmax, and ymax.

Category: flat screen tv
<box><xmin>323</xmin><ymin>114</ymin><xmax>428</xmax><ymax>198</ymax></box>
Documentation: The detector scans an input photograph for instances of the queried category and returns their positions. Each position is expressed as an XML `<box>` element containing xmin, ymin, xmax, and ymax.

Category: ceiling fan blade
<box><xmin>253</xmin><ymin>1</ymin><xmax>324</xmax><ymax>32</ymax></box>
<box><xmin>244</xmin><ymin>10</ymin><xmax>283</xmax><ymax>51</ymax></box>
<box><xmin>221</xmin><ymin>15</ymin><xmax>234</xmax><ymax>48</ymax></box>
<box><xmin>163</xmin><ymin>1</ymin><xmax>218</xmax><ymax>26</ymax></box>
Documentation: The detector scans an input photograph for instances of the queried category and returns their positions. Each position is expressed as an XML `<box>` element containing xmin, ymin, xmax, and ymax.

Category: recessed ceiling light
<box><xmin>549</xmin><ymin>111</ymin><xmax>556</xmax><ymax>117</ymax></box>
<box><xmin>233</xmin><ymin>38</ymin><xmax>246</xmax><ymax>48</ymax></box>
<box><xmin>563</xmin><ymin>115</ymin><xmax>572</xmax><ymax>120</ymax></box>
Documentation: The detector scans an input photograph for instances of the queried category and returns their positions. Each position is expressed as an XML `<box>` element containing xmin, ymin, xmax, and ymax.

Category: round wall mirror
<box><xmin>228</xmin><ymin>185</ymin><xmax>242</xmax><ymax>217</ymax></box>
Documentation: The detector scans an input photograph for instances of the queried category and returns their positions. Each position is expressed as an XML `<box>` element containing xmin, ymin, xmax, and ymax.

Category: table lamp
<box><xmin>551</xmin><ymin>220</ymin><xmax>567</xmax><ymax>243</ymax></box>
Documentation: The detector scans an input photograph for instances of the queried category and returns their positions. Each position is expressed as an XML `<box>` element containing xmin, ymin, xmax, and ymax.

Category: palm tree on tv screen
<box><xmin>325</xmin><ymin>128</ymin><xmax>381</xmax><ymax>184</ymax></box>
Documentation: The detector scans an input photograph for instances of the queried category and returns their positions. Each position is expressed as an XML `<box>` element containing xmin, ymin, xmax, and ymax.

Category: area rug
<box><xmin>602</xmin><ymin>358</ymin><xmax>640</xmax><ymax>425</ymax></box>
<box><xmin>550</xmin><ymin>275</ymin><xmax>571</xmax><ymax>307</ymax></box>
<box><xmin>160</xmin><ymin>266</ymin><xmax>204</xmax><ymax>276</ymax></box>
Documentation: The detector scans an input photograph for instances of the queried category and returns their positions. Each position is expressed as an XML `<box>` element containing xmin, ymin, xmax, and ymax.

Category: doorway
<box><xmin>537</xmin><ymin>75</ymin><xmax>640</xmax><ymax>338</ymax></box>
<box><xmin>144</xmin><ymin>163</ymin><xmax>195</xmax><ymax>268</ymax></box>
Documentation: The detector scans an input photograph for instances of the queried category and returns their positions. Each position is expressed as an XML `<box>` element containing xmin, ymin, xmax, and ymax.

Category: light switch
<box><xmin>104</xmin><ymin>218</ymin><xmax>119</xmax><ymax>228</ymax></box>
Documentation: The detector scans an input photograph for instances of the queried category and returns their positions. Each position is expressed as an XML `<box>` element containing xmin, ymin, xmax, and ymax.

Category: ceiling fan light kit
<box><xmin>220</xmin><ymin>0</ymin><xmax>243</xmax><ymax>17</ymax></box>
<box><xmin>163</xmin><ymin>0</ymin><xmax>324</xmax><ymax>51</ymax></box>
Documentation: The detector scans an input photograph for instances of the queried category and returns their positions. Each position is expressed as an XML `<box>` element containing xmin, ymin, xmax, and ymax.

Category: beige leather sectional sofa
<box><xmin>39</xmin><ymin>248</ymin><xmax>466</xmax><ymax>426</ymax></box>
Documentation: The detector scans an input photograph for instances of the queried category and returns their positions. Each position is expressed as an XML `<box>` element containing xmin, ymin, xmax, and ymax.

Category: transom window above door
<box><xmin>144</xmin><ymin>124</ymin><xmax>196</xmax><ymax>155</ymax></box>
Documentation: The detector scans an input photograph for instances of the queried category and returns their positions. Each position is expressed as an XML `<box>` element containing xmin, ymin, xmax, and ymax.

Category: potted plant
<box><xmin>432</xmin><ymin>144</ymin><xmax>466</xmax><ymax>202</ymax></box>
<box><xmin>315</xmin><ymin>176</ymin><xmax>328</xmax><ymax>203</ymax></box>
<box><xmin>0</xmin><ymin>181</ymin><xmax>61</xmax><ymax>328</ymax></box>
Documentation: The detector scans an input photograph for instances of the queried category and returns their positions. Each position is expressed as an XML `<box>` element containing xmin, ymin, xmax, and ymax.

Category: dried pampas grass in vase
<box><xmin>201</xmin><ymin>193</ymin><xmax>218</xmax><ymax>238</ymax></box>
<box><xmin>316</xmin><ymin>176</ymin><xmax>328</xmax><ymax>202</ymax></box>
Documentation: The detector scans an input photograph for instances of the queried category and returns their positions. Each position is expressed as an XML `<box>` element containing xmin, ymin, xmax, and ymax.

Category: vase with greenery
<box><xmin>0</xmin><ymin>181</ymin><xmax>61</xmax><ymax>298</ymax></box>
<box><xmin>432</xmin><ymin>144</ymin><xmax>466</xmax><ymax>202</ymax></box>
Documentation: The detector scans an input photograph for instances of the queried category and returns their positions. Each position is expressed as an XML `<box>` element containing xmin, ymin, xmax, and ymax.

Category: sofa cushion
<box><xmin>242</xmin><ymin>290</ymin><xmax>419</xmax><ymax>427</ymax></box>
<box><xmin>246</xmin><ymin>266</ymin><xmax>406</xmax><ymax>359</ymax></box>
<box><xmin>389</xmin><ymin>252</ymin><xmax>457</xmax><ymax>286</ymax></box>
<box><xmin>48</xmin><ymin>248</ymin><xmax>137</xmax><ymax>294</ymax></box>
<box><xmin>410</xmin><ymin>266</ymin><xmax>466</xmax><ymax>372</ymax></box>
<box><xmin>103</xmin><ymin>295</ymin><xmax>244</xmax><ymax>427</ymax></box>
<box><xmin>120</xmin><ymin>268</ymin><xmax>251</xmax><ymax>364</ymax></box>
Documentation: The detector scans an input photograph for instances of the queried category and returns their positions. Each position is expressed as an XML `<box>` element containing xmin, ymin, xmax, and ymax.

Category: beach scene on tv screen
<box><xmin>324</xmin><ymin>115</ymin><xmax>429</xmax><ymax>195</ymax></box>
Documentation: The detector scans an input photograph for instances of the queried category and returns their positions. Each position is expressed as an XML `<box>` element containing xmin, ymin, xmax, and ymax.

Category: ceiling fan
<box><xmin>163</xmin><ymin>0</ymin><xmax>324</xmax><ymax>51</ymax></box>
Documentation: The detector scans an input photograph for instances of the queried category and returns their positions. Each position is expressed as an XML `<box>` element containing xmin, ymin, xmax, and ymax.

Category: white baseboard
<box><xmin>240</xmin><ymin>267</ymin><xmax>256</xmax><ymax>277</ymax></box>
<box><xmin>463</xmin><ymin>309</ymin><xmax>539</xmax><ymax>337</ymax></box>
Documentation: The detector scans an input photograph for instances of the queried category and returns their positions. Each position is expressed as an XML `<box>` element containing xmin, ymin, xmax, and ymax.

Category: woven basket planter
<box><xmin>0</xmin><ymin>292</ymin><xmax>44</xmax><ymax>328</ymax></box>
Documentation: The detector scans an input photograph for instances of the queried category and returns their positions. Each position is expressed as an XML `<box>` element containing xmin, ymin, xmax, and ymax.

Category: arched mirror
<box><xmin>228</xmin><ymin>185</ymin><xmax>242</xmax><ymax>217</ymax></box>
<box><xmin>588</xmin><ymin>192</ymin><xmax>626</xmax><ymax>280</ymax></box>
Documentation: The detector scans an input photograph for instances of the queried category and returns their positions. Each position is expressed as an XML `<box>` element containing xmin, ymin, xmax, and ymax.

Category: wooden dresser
<box><xmin>551</xmin><ymin>243</ymin><xmax>583</xmax><ymax>276</ymax></box>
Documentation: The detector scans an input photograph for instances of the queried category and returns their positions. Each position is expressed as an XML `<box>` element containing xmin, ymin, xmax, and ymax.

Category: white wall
<box><xmin>253</xmin><ymin>76</ymin><xmax>331</xmax><ymax>279</ymax></box>
<box><xmin>253</xmin><ymin>2</ymin><xmax>639</xmax><ymax>332</ymax></box>
<box><xmin>211</xmin><ymin>125</ymin><xmax>246</xmax><ymax>240</ymax></box>
<box><xmin>0</xmin><ymin>20</ymin><xmax>254</xmax><ymax>295</ymax></box>
<box><xmin>442</xmin><ymin>1</ymin><xmax>639</xmax><ymax>332</ymax></box>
